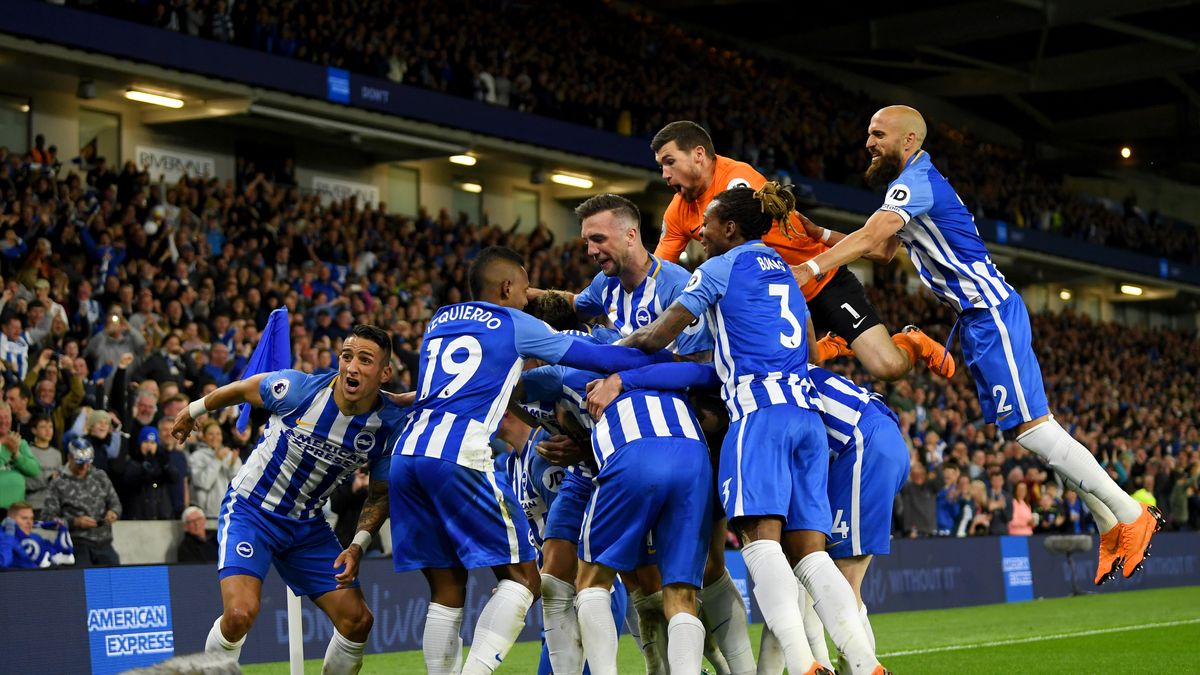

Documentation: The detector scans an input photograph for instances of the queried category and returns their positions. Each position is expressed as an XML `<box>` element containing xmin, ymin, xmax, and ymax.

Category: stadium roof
<box><xmin>637</xmin><ymin>0</ymin><xmax>1200</xmax><ymax>181</ymax></box>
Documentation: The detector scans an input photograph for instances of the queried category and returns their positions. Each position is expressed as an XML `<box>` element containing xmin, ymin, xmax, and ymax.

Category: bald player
<box><xmin>652</xmin><ymin>120</ymin><xmax>953</xmax><ymax>382</ymax></box>
<box><xmin>793</xmin><ymin>105</ymin><xmax>1163</xmax><ymax>586</ymax></box>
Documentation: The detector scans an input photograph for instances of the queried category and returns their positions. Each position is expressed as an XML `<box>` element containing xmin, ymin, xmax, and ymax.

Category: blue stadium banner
<box><xmin>994</xmin><ymin>220</ymin><xmax>1008</xmax><ymax>245</ymax></box>
<box><xmin>999</xmin><ymin>536</ymin><xmax>1034</xmax><ymax>603</ymax></box>
<box><xmin>326</xmin><ymin>67</ymin><xmax>351</xmax><ymax>104</ymax></box>
<box><xmin>85</xmin><ymin>566</ymin><xmax>174</xmax><ymax>674</ymax></box>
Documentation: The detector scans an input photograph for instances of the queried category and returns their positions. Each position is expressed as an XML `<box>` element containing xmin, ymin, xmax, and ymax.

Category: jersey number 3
<box><xmin>420</xmin><ymin>336</ymin><xmax>483</xmax><ymax>399</ymax></box>
<box><xmin>768</xmin><ymin>283</ymin><xmax>805</xmax><ymax>349</ymax></box>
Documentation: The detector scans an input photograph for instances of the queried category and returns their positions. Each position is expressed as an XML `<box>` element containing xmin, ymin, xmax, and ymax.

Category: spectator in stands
<box><xmin>0</xmin><ymin>314</ymin><xmax>32</xmax><ymax>385</ymax></box>
<box><xmin>1034</xmin><ymin>492</ymin><xmax>1065</xmax><ymax>534</ymax></box>
<box><xmin>985</xmin><ymin>472</ymin><xmax>1012</xmax><ymax>536</ymax></box>
<box><xmin>5</xmin><ymin>383</ymin><xmax>33</xmax><ymax>440</ymax></box>
<box><xmin>935</xmin><ymin>462</ymin><xmax>962</xmax><ymax>536</ymax></box>
<box><xmin>899</xmin><ymin>462</ymin><xmax>937</xmax><ymax>537</ymax></box>
<box><xmin>158</xmin><ymin>417</ymin><xmax>191</xmax><ymax>518</ymax></box>
<box><xmin>84</xmin><ymin>311</ymin><xmax>146</xmax><ymax>380</ymax></box>
<box><xmin>176</xmin><ymin>505</ymin><xmax>217</xmax><ymax>563</ymax></box>
<box><xmin>123</xmin><ymin>427</ymin><xmax>178</xmax><ymax>520</ymax></box>
<box><xmin>27</xmin><ymin>350</ymin><xmax>84</xmax><ymax>448</ymax></box>
<box><xmin>188</xmin><ymin>420</ymin><xmax>241</xmax><ymax>517</ymax></box>
<box><xmin>1007</xmin><ymin>482</ymin><xmax>1035</xmax><ymax>536</ymax></box>
<box><xmin>134</xmin><ymin>333</ymin><xmax>190</xmax><ymax>390</ymax></box>
<box><xmin>1062</xmin><ymin>488</ymin><xmax>1084</xmax><ymax>534</ymax></box>
<box><xmin>23</xmin><ymin>414</ymin><xmax>61</xmax><ymax>516</ymax></box>
<box><xmin>0</xmin><ymin>401</ymin><xmax>38</xmax><ymax>516</ymax></box>
<box><xmin>0</xmin><ymin>501</ymin><xmax>40</xmax><ymax>568</ymax></box>
<box><xmin>42</xmin><ymin>439</ymin><xmax>121</xmax><ymax>567</ymax></box>
<box><xmin>1131</xmin><ymin>475</ymin><xmax>1157</xmax><ymax>507</ymax></box>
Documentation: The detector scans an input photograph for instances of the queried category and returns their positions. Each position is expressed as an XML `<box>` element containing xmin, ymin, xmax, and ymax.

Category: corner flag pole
<box><xmin>287</xmin><ymin>588</ymin><xmax>304</xmax><ymax>675</ymax></box>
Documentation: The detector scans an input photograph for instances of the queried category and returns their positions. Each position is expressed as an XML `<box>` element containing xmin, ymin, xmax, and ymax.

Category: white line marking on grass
<box><xmin>879</xmin><ymin>618</ymin><xmax>1200</xmax><ymax>657</ymax></box>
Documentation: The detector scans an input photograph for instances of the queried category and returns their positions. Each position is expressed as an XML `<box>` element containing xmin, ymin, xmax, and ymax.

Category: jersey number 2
<box><xmin>768</xmin><ymin>283</ymin><xmax>804</xmax><ymax>349</ymax></box>
<box><xmin>420</xmin><ymin>336</ymin><xmax>483</xmax><ymax>399</ymax></box>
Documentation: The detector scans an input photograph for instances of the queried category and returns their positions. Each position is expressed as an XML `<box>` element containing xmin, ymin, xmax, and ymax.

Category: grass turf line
<box><xmin>241</xmin><ymin>586</ymin><xmax>1200</xmax><ymax>674</ymax></box>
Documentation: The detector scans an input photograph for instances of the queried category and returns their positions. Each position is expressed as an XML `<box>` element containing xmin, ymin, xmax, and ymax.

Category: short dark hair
<box><xmin>29</xmin><ymin>412</ymin><xmax>52</xmax><ymax>427</ymax></box>
<box><xmin>350</xmin><ymin>324</ymin><xmax>392</xmax><ymax>361</ymax></box>
<box><xmin>5</xmin><ymin>383</ymin><xmax>29</xmax><ymax>401</ymax></box>
<box><xmin>468</xmin><ymin>246</ymin><xmax>525</xmax><ymax>300</ymax></box>
<box><xmin>651</xmin><ymin>120</ymin><xmax>716</xmax><ymax>158</ymax></box>
<box><xmin>573</xmin><ymin>194</ymin><xmax>641</xmax><ymax>230</ymax></box>
<box><xmin>528</xmin><ymin>291</ymin><xmax>578</xmax><ymax>331</ymax></box>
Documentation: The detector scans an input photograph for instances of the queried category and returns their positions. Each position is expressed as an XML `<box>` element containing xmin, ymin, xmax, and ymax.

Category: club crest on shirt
<box><xmin>685</xmin><ymin>270</ymin><xmax>703</xmax><ymax>291</ymax></box>
<box><xmin>353</xmin><ymin>431</ymin><xmax>375</xmax><ymax>453</ymax></box>
<box><xmin>271</xmin><ymin>379</ymin><xmax>290</xmax><ymax>400</ymax></box>
<box><xmin>635</xmin><ymin>307</ymin><xmax>652</xmax><ymax>326</ymax></box>
<box><xmin>236</xmin><ymin>541</ymin><xmax>254</xmax><ymax>558</ymax></box>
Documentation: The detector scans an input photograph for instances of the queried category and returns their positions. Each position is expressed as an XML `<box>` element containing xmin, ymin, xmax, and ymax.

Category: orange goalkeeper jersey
<box><xmin>655</xmin><ymin>155</ymin><xmax>837</xmax><ymax>300</ymax></box>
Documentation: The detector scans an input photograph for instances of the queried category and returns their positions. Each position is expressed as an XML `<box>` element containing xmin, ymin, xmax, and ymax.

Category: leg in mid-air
<box><xmin>958</xmin><ymin>295</ymin><xmax>1161</xmax><ymax>580</ymax></box>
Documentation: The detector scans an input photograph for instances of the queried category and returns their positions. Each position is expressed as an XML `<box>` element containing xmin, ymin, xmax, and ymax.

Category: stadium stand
<box><xmin>73</xmin><ymin>0</ymin><xmax>1200</xmax><ymax>266</ymax></box>
<box><xmin>0</xmin><ymin>130</ymin><xmax>1195</xmax><ymax>553</ymax></box>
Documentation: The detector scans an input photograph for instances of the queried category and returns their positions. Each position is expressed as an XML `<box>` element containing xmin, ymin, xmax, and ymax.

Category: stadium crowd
<box><xmin>68</xmin><ymin>0</ymin><xmax>1200</xmax><ymax>267</ymax></box>
<box><xmin>0</xmin><ymin>125</ymin><xmax>1196</xmax><ymax>566</ymax></box>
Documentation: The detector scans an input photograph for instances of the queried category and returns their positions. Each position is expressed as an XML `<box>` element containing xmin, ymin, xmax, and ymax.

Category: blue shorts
<box><xmin>390</xmin><ymin>456</ymin><xmax>536</xmax><ymax>572</ymax></box>
<box><xmin>720</xmin><ymin>404</ymin><xmax>831</xmax><ymax>534</ymax></box>
<box><xmin>544</xmin><ymin>469</ymin><xmax>593</xmax><ymax>543</ymax></box>
<box><xmin>580</xmin><ymin>437</ymin><xmax>712</xmax><ymax>588</ymax></box>
<box><xmin>216</xmin><ymin>491</ymin><xmax>348</xmax><ymax>598</ymax></box>
<box><xmin>827</xmin><ymin>406</ymin><xmax>910</xmax><ymax>559</ymax></box>
<box><xmin>960</xmin><ymin>293</ymin><xmax>1050</xmax><ymax>431</ymax></box>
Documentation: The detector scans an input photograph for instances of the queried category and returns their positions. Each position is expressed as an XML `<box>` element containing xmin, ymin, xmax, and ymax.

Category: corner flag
<box><xmin>237</xmin><ymin>308</ymin><xmax>291</xmax><ymax>433</ymax></box>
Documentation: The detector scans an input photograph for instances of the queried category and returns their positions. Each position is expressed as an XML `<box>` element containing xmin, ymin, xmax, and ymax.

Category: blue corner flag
<box><xmin>237</xmin><ymin>308</ymin><xmax>291</xmax><ymax>433</ymax></box>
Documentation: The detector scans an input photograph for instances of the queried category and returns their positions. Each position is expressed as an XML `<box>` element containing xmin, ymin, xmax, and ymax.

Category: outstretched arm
<box><xmin>794</xmin><ymin>210</ymin><xmax>906</xmax><ymax>286</ymax></box>
<box><xmin>171</xmin><ymin>373</ymin><xmax>269</xmax><ymax>443</ymax></box>
<box><xmin>798</xmin><ymin>211</ymin><xmax>900</xmax><ymax>263</ymax></box>
<box><xmin>618</xmin><ymin>302</ymin><xmax>698</xmax><ymax>353</ymax></box>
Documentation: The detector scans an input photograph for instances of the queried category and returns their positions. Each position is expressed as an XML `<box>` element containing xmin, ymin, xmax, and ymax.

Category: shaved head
<box><xmin>865</xmin><ymin>105</ymin><xmax>928</xmax><ymax>188</ymax></box>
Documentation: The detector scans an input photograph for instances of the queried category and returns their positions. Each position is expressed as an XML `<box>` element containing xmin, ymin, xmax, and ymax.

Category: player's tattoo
<box><xmin>619</xmin><ymin>302</ymin><xmax>698</xmax><ymax>353</ymax></box>
<box><xmin>355</xmin><ymin>479</ymin><xmax>390</xmax><ymax>537</ymax></box>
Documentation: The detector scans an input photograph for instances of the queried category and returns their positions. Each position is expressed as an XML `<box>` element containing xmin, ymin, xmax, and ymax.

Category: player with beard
<box><xmin>793</xmin><ymin>104</ymin><xmax>1163</xmax><ymax>587</ymax></box>
<box><xmin>651</xmin><ymin>121</ymin><xmax>953</xmax><ymax>382</ymax></box>
<box><xmin>171</xmin><ymin>325</ymin><xmax>408</xmax><ymax>675</ymax></box>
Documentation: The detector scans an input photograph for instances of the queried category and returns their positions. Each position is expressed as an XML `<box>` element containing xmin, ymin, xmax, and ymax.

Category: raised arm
<box><xmin>171</xmin><ymin>373</ymin><xmax>269</xmax><ymax>443</ymax></box>
<box><xmin>618</xmin><ymin>301</ymin><xmax>698</xmax><ymax>353</ymax></box>
<box><xmin>793</xmin><ymin>210</ymin><xmax>906</xmax><ymax>287</ymax></box>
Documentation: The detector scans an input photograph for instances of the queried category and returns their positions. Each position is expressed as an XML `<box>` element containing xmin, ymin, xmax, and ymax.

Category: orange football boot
<box><xmin>896</xmin><ymin>325</ymin><xmax>956</xmax><ymax>378</ymax></box>
<box><xmin>1094</xmin><ymin>527</ymin><xmax>1122</xmax><ymax>586</ymax></box>
<box><xmin>1117</xmin><ymin>504</ymin><xmax>1165</xmax><ymax>578</ymax></box>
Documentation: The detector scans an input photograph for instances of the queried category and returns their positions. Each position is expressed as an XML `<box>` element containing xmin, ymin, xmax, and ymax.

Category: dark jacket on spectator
<box><xmin>900</xmin><ymin>481</ymin><xmax>938</xmax><ymax>537</ymax></box>
<box><xmin>176</xmin><ymin>531</ymin><xmax>219</xmax><ymax>563</ymax></box>
<box><xmin>123</xmin><ymin>446</ymin><xmax>178</xmax><ymax>520</ymax></box>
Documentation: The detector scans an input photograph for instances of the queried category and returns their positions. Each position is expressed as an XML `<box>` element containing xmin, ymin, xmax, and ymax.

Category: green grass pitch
<box><xmin>242</xmin><ymin>585</ymin><xmax>1199</xmax><ymax>673</ymax></box>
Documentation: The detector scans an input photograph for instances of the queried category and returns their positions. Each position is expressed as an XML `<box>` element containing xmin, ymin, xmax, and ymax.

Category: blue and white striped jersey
<box><xmin>521</xmin><ymin>328</ymin><xmax>621</xmax><ymax>478</ymax></box>
<box><xmin>880</xmin><ymin>151</ymin><xmax>1014</xmax><ymax>312</ymax></box>
<box><xmin>500</xmin><ymin>426</ymin><xmax>564</xmax><ymax>559</ymax></box>
<box><xmin>808</xmin><ymin>366</ymin><xmax>901</xmax><ymax>458</ymax></box>
<box><xmin>575</xmin><ymin>255</ymin><xmax>712</xmax><ymax>356</ymax></box>
<box><xmin>394</xmin><ymin>302</ymin><xmax>576</xmax><ymax>472</ymax></box>
<box><xmin>0</xmin><ymin>331</ymin><xmax>31</xmax><ymax>381</ymax></box>
<box><xmin>230</xmin><ymin>370</ymin><xmax>407</xmax><ymax>520</ymax></box>
<box><xmin>676</xmin><ymin>242</ymin><xmax>822</xmax><ymax>422</ymax></box>
<box><xmin>590</xmin><ymin>390</ymin><xmax>703</xmax><ymax>469</ymax></box>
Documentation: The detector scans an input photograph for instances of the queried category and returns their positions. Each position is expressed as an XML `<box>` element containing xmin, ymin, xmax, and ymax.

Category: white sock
<box><xmin>1064</xmin><ymin>476</ymin><xmax>1119</xmax><ymax>533</ymax></box>
<box><xmin>1017</xmin><ymin>419</ymin><xmax>1141</xmax><ymax>522</ymax></box>
<box><xmin>756</xmin><ymin>626</ymin><xmax>784</xmax><ymax>675</ymax></box>
<box><xmin>541</xmin><ymin>574</ymin><xmax>584</xmax><ymax>675</ymax></box>
<box><xmin>633</xmin><ymin>589</ymin><xmax>669</xmax><ymax>675</ymax></box>
<box><xmin>704</xmin><ymin>628</ymin><xmax>733</xmax><ymax>675</ymax></box>
<box><xmin>859</xmin><ymin>604</ymin><xmax>876</xmax><ymax>654</ymax></box>
<box><xmin>205</xmin><ymin>616</ymin><xmax>245</xmax><ymax>661</ymax></box>
<box><xmin>667</xmin><ymin>613</ymin><xmax>706</xmax><ymax>675</ymax></box>
<box><xmin>462</xmin><ymin>580</ymin><xmax>535</xmax><ymax>675</ymax></box>
<box><xmin>741</xmin><ymin>539</ymin><xmax>815</xmax><ymax>673</ymax></box>
<box><xmin>796</xmin><ymin>578</ymin><xmax>832</xmax><ymax>670</ymax></box>
<box><xmin>423</xmin><ymin>603</ymin><xmax>464</xmax><ymax>675</ymax></box>
<box><xmin>575</xmin><ymin>587</ymin><xmax>619</xmax><ymax>675</ymax></box>
<box><xmin>701</xmin><ymin>570</ymin><xmax>755</xmax><ymax>675</ymax></box>
<box><xmin>796</xmin><ymin>551</ymin><xmax>876</xmax><ymax>675</ymax></box>
<box><xmin>322</xmin><ymin>628</ymin><xmax>366</xmax><ymax>675</ymax></box>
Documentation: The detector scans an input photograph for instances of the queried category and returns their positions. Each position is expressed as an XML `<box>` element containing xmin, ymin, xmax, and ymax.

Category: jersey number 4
<box><xmin>420</xmin><ymin>336</ymin><xmax>483</xmax><ymax>399</ymax></box>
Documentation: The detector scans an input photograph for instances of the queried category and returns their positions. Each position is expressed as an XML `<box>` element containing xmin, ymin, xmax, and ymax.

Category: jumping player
<box><xmin>170</xmin><ymin>325</ymin><xmax>408</xmax><ymax>675</ymax></box>
<box><xmin>617</xmin><ymin>183</ymin><xmax>887</xmax><ymax>675</ymax></box>
<box><xmin>791</xmin><ymin>105</ymin><xmax>1162</xmax><ymax>585</ymax></box>
<box><xmin>651</xmin><ymin>120</ymin><xmax>953</xmax><ymax>382</ymax></box>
